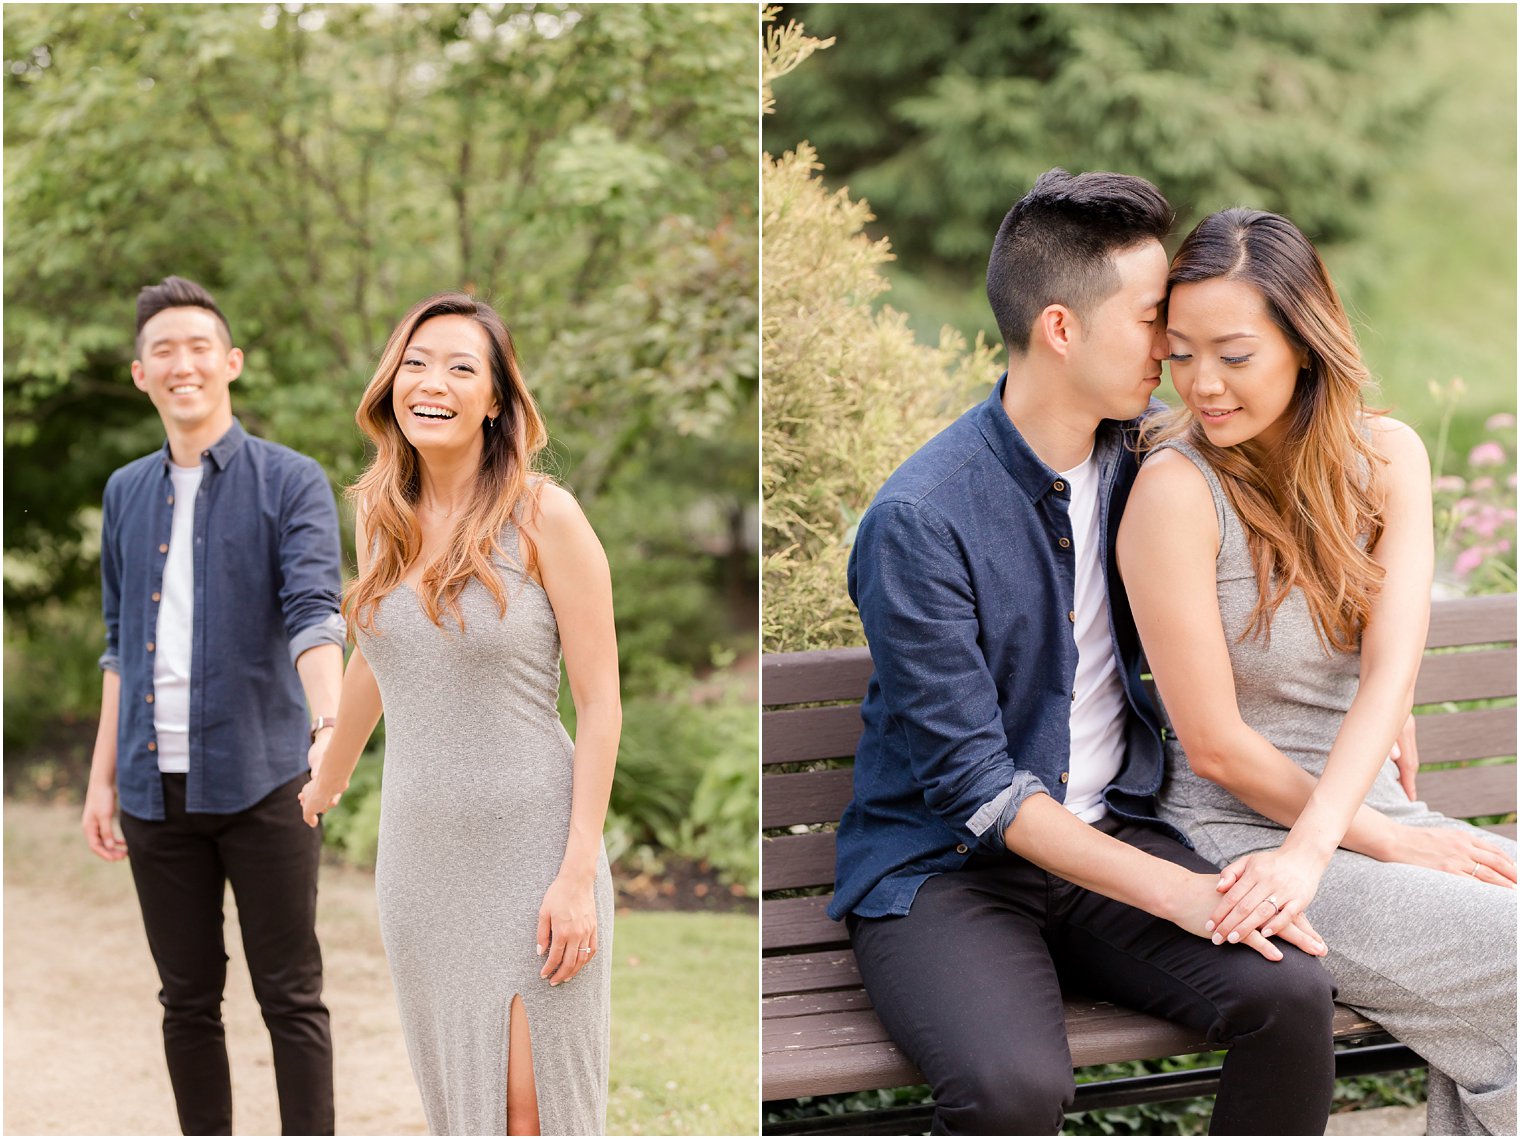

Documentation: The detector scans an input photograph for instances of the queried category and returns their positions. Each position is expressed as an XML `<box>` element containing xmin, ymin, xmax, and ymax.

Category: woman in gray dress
<box><xmin>1117</xmin><ymin>209</ymin><xmax>1516</xmax><ymax>1135</ymax></box>
<box><xmin>299</xmin><ymin>293</ymin><xmax>620</xmax><ymax>1135</ymax></box>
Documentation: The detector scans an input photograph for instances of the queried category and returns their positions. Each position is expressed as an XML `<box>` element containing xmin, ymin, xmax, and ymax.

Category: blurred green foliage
<box><xmin>3</xmin><ymin>3</ymin><xmax>758</xmax><ymax>882</ymax></box>
<box><xmin>767</xmin><ymin>4</ymin><xmax>1515</xmax><ymax>452</ymax></box>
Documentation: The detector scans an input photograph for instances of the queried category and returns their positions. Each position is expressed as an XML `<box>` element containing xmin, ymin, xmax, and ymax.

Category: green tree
<box><xmin>767</xmin><ymin>3</ymin><xmax>1429</xmax><ymax>274</ymax></box>
<box><xmin>4</xmin><ymin>2</ymin><xmax>757</xmax><ymax>683</ymax></box>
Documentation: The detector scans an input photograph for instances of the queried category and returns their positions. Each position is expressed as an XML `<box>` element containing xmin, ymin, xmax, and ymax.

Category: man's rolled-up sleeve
<box><xmin>98</xmin><ymin>476</ymin><xmax>122</xmax><ymax>674</ymax></box>
<box><xmin>852</xmin><ymin>500</ymin><xmax>1049</xmax><ymax>850</ymax></box>
<box><xmin>277</xmin><ymin>460</ymin><xmax>346</xmax><ymax>666</ymax></box>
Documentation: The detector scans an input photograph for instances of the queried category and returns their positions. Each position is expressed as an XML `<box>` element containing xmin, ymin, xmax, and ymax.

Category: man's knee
<box><xmin>1218</xmin><ymin>946</ymin><xmax>1336</xmax><ymax>1045</ymax></box>
<box><xmin>935</xmin><ymin>1057</ymin><xmax>1074</xmax><ymax>1135</ymax></box>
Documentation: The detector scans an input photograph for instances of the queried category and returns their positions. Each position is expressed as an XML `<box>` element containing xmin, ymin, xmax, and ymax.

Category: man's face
<box><xmin>1065</xmin><ymin>239</ymin><xmax>1169</xmax><ymax>422</ymax></box>
<box><xmin>131</xmin><ymin>307</ymin><xmax>242</xmax><ymax>435</ymax></box>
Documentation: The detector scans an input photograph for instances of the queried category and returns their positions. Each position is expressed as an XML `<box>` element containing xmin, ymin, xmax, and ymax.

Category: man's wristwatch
<box><xmin>310</xmin><ymin>716</ymin><xmax>338</xmax><ymax>743</ymax></box>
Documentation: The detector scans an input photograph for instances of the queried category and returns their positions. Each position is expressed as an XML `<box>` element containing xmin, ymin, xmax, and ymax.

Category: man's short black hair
<box><xmin>986</xmin><ymin>169</ymin><xmax>1173</xmax><ymax>353</ymax></box>
<box><xmin>135</xmin><ymin>276</ymin><xmax>232</xmax><ymax>352</ymax></box>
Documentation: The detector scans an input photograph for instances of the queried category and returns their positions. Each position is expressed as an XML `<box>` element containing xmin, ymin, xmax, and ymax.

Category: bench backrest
<box><xmin>762</xmin><ymin>594</ymin><xmax>1518</xmax><ymax>958</ymax></box>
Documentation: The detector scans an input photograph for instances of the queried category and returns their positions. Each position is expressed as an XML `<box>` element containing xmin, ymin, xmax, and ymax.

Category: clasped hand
<box><xmin>1210</xmin><ymin>846</ymin><xmax>1328</xmax><ymax>948</ymax></box>
<box><xmin>298</xmin><ymin>734</ymin><xmax>345</xmax><ymax>827</ymax></box>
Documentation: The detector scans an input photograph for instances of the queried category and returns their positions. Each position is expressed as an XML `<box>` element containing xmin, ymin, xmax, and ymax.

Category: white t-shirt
<box><xmin>153</xmin><ymin>463</ymin><xmax>203</xmax><ymax>773</ymax></box>
<box><xmin>1059</xmin><ymin>450</ymin><xmax>1128</xmax><ymax>823</ymax></box>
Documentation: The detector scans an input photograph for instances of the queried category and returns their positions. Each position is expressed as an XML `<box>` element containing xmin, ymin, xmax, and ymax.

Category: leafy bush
<box><xmin>762</xmin><ymin>17</ymin><xmax>997</xmax><ymax>654</ymax></box>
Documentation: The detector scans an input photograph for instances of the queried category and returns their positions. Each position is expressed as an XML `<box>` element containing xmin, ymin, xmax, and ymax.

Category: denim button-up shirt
<box><xmin>99</xmin><ymin>419</ymin><xmax>345</xmax><ymax>820</ymax></box>
<box><xmin>830</xmin><ymin>377</ymin><xmax>1183</xmax><ymax>920</ymax></box>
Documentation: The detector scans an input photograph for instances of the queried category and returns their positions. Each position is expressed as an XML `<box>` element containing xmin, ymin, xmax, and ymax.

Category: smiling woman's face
<box><xmin>390</xmin><ymin>314</ymin><xmax>500</xmax><ymax>454</ymax></box>
<box><xmin>1165</xmin><ymin>276</ymin><xmax>1308</xmax><ymax>450</ymax></box>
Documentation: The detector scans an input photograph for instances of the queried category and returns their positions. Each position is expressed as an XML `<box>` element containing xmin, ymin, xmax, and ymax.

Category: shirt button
<box><xmin>955</xmin><ymin>844</ymin><xmax>968</xmax><ymax>854</ymax></box>
<box><xmin>1058</xmin><ymin>537</ymin><xmax>1071</xmax><ymax>549</ymax></box>
<box><xmin>1053</xmin><ymin>480</ymin><xmax>1065</xmax><ymax>492</ymax></box>
<box><xmin>167</xmin><ymin>496</ymin><xmax>174</xmax><ymax>505</ymax></box>
<box><xmin>147</xmin><ymin>741</ymin><xmax>157</xmax><ymax>752</ymax></box>
<box><xmin>1059</xmin><ymin>771</ymin><xmax>1070</xmax><ymax>784</ymax></box>
<box><xmin>145</xmin><ymin>693</ymin><xmax>154</xmax><ymax>704</ymax></box>
<box><xmin>1068</xmin><ymin>610</ymin><xmax>1076</xmax><ymax>622</ymax></box>
<box><xmin>146</xmin><ymin>642</ymin><xmax>155</xmax><ymax>652</ymax></box>
<box><xmin>1072</xmin><ymin>690</ymin><xmax>1077</xmax><ymax>701</ymax></box>
<box><xmin>151</xmin><ymin>592</ymin><xmax>161</xmax><ymax>602</ymax></box>
<box><xmin>158</xmin><ymin>543</ymin><xmax>169</xmax><ymax>554</ymax></box>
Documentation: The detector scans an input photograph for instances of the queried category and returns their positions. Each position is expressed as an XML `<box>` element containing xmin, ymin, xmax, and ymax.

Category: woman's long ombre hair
<box><xmin>346</xmin><ymin>293</ymin><xmax>548</xmax><ymax>633</ymax></box>
<box><xmin>1141</xmin><ymin>208</ymin><xmax>1385</xmax><ymax>653</ymax></box>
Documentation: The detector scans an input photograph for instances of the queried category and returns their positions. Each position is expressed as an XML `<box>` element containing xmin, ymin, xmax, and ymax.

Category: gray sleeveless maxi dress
<box><xmin>357</xmin><ymin>524</ymin><xmax>613</xmax><ymax>1136</ymax></box>
<box><xmin>1149</xmin><ymin>438</ymin><xmax>1515</xmax><ymax>1136</ymax></box>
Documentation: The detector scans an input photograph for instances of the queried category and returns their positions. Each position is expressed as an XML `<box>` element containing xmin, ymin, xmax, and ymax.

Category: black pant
<box><xmin>121</xmin><ymin>773</ymin><xmax>333</xmax><ymax>1136</ymax></box>
<box><xmin>848</xmin><ymin>817</ymin><xmax>1337</xmax><ymax>1136</ymax></box>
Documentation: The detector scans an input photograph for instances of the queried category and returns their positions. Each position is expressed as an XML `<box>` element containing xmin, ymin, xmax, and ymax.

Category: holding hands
<box><xmin>299</xmin><ymin>731</ymin><xmax>347</xmax><ymax>827</ymax></box>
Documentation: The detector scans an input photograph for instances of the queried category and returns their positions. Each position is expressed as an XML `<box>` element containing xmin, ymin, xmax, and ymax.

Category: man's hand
<box><xmin>82</xmin><ymin>782</ymin><xmax>127</xmax><ymax>861</ymax></box>
<box><xmin>1166</xmin><ymin>869</ymin><xmax>1326</xmax><ymax>962</ymax></box>
<box><xmin>1392</xmin><ymin>713</ymin><xmax>1419</xmax><ymax>802</ymax></box>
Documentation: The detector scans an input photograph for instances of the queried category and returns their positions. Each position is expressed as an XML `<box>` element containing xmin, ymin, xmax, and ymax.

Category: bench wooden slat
<box><xmin>764</xmin><ymin>647</ymin><xmax>875</xmax><ymax>706</ymax></box>
<box><xmin>763</xmin><ymin>704</ymin><xmax>865</xmax><ymax>766</ymax></box>
<box><xmin>763</xmin><ymin>989</ymin><xmax>876</xmax><ymax>1019</ymax></box>
<box><xmin>1418</xmin><ymin>762</ymin><xmax>1517</xmax><ymax>818</ymax></box>
<box><xmin>1414</xmin><ymin>648</ymin><xmax>1517</xmax><ymax>703</ymax></box>
<box><xmin>763</xmin><ymin>768</ymin><xmax>854</xmax><ymax>829</ymax></box>
<box><xmin>764</xmin><ymin>947</ymin><xmax>861</xmax><ymax>996</ymax></box>
<box><xmin>763</xmin><ymin>830</ymin><xmax>837</xmax><ymax>892</ymax></box>
<box><xmin>763</xmin><ymin>895</ymin><xmax>845</xmax><ymax>953</ymax></box>
<box><xmin>1425</xmin><ymin>594</ymin><xmax>1517</xmax><ymax>649</ymax></box>
<box><xmin>762</xmin><ymin>1001</ymin><xmax>1389</xmax><ymax>1100</ymax></box>
<box><xmin>1415</xmin><ymin>708</ymin><xmax>1516</xmax><ymax>763</ymax></box>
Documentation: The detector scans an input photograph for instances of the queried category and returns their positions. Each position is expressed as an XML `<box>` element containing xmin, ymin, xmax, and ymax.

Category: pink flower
<box><xmin>1433</xmin><ymin>475</ymin><xmax>1467</xmax><ymax>494</ymax></box>
<box><xmin>1485</xmin><ymin>413</ymin><xmax>1516</xmax><ymax>432</ymax></box>
<box><xmin>1471</xmin><ymin>477</ymin><xmax>1495</xmax><ymax>493</ymax></box>
<box><xmin>1500</xmin><ymin>539</ymin><xmax>1513</xmax><ymax>554</ymax></box>
<box><xmin>1453</xmin><ymin>547</ymin><xmax>1486</xmax><ymax>577</ymax></box>
<box><xmin>1468</xmin><ymin>441</ymin><xmax>1506</xmax><ymax>468</ymax></box>
<box><xmin>1468</xmin><ymin>510</ymin><xmax>1500</xmax><ymax>538</ymax></box>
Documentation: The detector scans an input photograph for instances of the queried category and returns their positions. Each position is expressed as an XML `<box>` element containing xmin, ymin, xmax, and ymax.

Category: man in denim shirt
<box><xmin>80</xmin><ymin>277</ymin><xmax>344</xmax><ymax>1135</ymax></box>
<box><xmin>835</xmin><ymin>171</ymin><xmax>1338</xmax><ymax>1134</ymax></box>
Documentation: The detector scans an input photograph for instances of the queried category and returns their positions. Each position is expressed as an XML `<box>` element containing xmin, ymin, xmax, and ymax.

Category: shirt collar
<box><xmin>975</xmin><ymin>374</ymin><xmax>1129</xmax><ymax>501</ymax></box>
<box><xmin>158</xmin><ymin>417</ymin><xmax>248</xmax><ymax>472</ymax></box>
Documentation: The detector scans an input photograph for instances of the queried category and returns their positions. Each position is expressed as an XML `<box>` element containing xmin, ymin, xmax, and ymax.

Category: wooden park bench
<box><xmin>762</xmin><ymin>593</ymin><xmax>1517</xmax><ymax>1134</ymax></box>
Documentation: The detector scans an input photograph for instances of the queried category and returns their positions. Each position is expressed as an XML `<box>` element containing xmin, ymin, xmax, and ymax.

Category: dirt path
<box><xmin>5</xmin><ymin>799</ymin><xmax>428</xmax><ymax>1135</ymax></box>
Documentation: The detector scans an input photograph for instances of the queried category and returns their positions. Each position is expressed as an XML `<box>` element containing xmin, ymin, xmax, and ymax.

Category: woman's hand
<box><xmin>1167</xmin><ymin>870</ymin><xmax>1326</xmax><ymax>961</ymax></box>
<box><xmin>536</xmin><ymin>871</ymin><xmax>598</xmax><ymax>986</ymax></box>
<box><xmin>1379</xmin><ymin>822</ymin><xmax>1517</xmax><ymax>887</ymax></box>
<box><xmin>1392</xmin><ymin>713</ymin><xmax>1419</xmax><ymax>801</ymax></box>
<box><xmin>1210</xmin><ymin>845</ymin><xmax>1330</xmax><ymax>945</ymax></box>
<box><xmin>298</xmin><ymin>736</ymin><xmax>347</xmax><ymax>827</ymax></box>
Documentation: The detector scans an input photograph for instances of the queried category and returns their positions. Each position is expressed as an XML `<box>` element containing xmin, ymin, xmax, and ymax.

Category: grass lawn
<box><xmin>609</xmin><ymin>909</ymin><xmax>759</xmax><ymax>1135</ymax></box>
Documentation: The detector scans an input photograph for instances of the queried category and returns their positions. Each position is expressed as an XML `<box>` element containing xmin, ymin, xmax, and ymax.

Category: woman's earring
<box><xmin>487</xmin><ymin>416</ymin><xmax>496</xmax><ymax>429</ymax></box>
